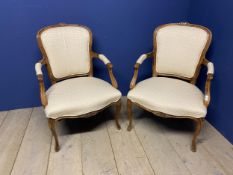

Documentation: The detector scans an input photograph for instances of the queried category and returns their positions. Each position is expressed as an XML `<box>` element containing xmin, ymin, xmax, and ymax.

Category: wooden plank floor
<box><xmin>0</xmin><ymin>99</ymin><xmax>233</xmax><ymax>175</ymax></box>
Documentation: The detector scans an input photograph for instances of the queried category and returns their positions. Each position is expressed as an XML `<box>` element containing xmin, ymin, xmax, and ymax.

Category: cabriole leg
<box><xmin>127</xmin><ymin>99</ymin><xmax>133</xmax><ymax>131</ymax></box>
<box><xmin>191</xmin><ymin>118</ymin><xmax>203</xmax><ymax>152</ymax></box>
<box><xmin>114</xmin><ymin>100</ymin><xmax>121</xmax><ymax>130</ymax></box>
<box><xmin>48</xmin><ymin>118</ymin><xmax>60</xmax><ymax>152</ymax></box>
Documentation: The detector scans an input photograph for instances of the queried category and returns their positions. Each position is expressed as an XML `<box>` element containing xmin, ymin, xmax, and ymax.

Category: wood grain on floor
<box><xmin>0</xmin><ymin>99</ymin><xmax>232</xmax><ymax>175</ymax></box>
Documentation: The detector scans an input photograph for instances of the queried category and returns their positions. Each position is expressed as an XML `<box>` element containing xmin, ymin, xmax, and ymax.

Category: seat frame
<box><xmin>127</xmin><ymin>22</ymin><xmax>213</xmax><ymax>152</ymax></box>
<box><xmin>36</xmin><ymin>23</ymin><xmax>121</xmax><ymax>152</ymax></box>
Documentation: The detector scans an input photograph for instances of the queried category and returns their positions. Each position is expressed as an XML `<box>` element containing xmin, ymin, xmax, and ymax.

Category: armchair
<box><xmin>35</xmin><ymin>23</ymin><xmax>121</xmax><ymax>152</ymax></box>
<box><xmin>127</xmin><ymin>23</ymin><xmax>214</xmax><ymax>152</ymax></box>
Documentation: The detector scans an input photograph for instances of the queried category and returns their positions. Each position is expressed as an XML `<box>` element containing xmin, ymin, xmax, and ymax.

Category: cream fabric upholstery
<box><xmin>40</xmin><ymin>26</ymin><xmax>91</xmax><ymax>78</ymax></box>
<box><xmin>207</xmin><ymin>62</ymin><xmax>214</xmax><ymax>75</ymax></box>
<box><xmin>98</xmin><ymin>54</ymin><xmax>110</xmax><ymax>65</ymax></box>
<box><xmin>136</xmin><ymin>54</ymin><xmax>147</xmax><ymax>64</ymax></box>
<box><xmin>156</xmin><ymin>25</ymin><xmax>209</xmax><ymax>78</ymax></box>
<box><xmin>45</xmin><ymin>77</ymin><xmax>121</xmax><ymax>119</ymax></box>
<box><xmin>35</xmin><ymin>62</ymin><xmax>42</xmax><ymax>75</ymax></box>
<box><xmin>127</xmin><ymin>77</ymin><xmax>206</xmax><ymax>118</ymax></box>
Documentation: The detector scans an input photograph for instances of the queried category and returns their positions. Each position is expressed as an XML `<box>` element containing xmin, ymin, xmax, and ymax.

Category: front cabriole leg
<box><xmin>191</xmin><ymin>118</ymin><xmax>203</xmax><ymax>152</ymax></box>
<box><xmin>48</xmin><ymin>118</ymin><xmax>60</xmax><ymax>152</ymax></box>
<box><xmin>114</xmin><ymin>100</ymin><xmax>121</xmax><ymax>129</ymax></box>
<box><xmin>127</xmin><ymin>99</ymin><xmax>133</xmax><ymax>131</ymax></box>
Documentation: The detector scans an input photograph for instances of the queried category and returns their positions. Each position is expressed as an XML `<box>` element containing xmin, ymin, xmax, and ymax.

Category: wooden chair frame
<box><xmin>36</xmin><ymin>23</ymin><xmax>121</xmax><ymax>152</ymax></box>
<box><xmin>127</xmin><ymin>22</ymin><xmax>213</xmax><ymax>152</ymax></box>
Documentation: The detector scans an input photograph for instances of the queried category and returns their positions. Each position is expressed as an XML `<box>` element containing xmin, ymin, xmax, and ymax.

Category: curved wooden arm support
<box><xmin>92</xmin><ymin>52</ymin><xmax>118</xmax><ymax>89</ymax></box>
<box><xmin>204</xmin><ymin>74</ymin><xmax>213</xmax><ymax>107</ymax></box>
<box><xmin>130</xmin><ymin>52</ymin><xmax>153</xmax><ymax>89</ymax></box>
<box><xmin>130</xmin><ymin>63</ymin><xmax>140</xmax><ymax>89</ymax></box>
<box><xmin>35</xmin><ymin>60</ymin><xmax>48</xmax><ymax>107</ymax></box>
<box><xmin>203</xmin><ymin>58</ymin><xmax>214</xmax><ymax>107</ymax></box>
<box><xmin>106</xmin><ymin>63</ymin><xmax>118</xmax><ymax>88</ymax></box>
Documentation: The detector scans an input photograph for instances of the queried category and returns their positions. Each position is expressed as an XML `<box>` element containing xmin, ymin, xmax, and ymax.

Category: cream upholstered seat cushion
<box><xmin>155</xmin><ymin>25</ymin><xmax>209</xmax><ymax>78</ymax></box>
<box><xmin>45</xmin><ymin>77</ymin><xmax>121</xmax><ymax>119</ymax></box>
<box><xmin>127</xmin><ymin>77</ymin><xmax>206</xmax><ymax>118</ymax></box>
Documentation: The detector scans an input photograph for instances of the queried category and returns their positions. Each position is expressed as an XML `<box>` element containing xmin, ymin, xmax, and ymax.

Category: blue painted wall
<box><xmin>0</xmin><ymin>0</ymin><xmax>232</xmax><ymax>143</ymax></box>
<box><xmin>0</xmin><ymin>0</ymin><xmax>191</xmax><ymax>110</ymax></box>
<box><xmin>188</xmin><ymin>0</ymin><xmax>233</xmax><ymax>143</ymax></box>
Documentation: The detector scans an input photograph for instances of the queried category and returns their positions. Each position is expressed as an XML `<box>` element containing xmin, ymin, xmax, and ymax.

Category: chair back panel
<box><xmin>154</xmin><ymin>24</ymin><xmax>211</xmax><ymax>79</ymax></box>
<box><xmin>39</xmin><ymin>25</ymin><xmax>92</xmax><ymax>79</ymax></box>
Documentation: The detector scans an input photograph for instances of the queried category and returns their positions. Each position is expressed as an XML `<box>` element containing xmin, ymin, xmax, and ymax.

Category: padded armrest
<box><xmin>92</xmin><ymin>52</ymin><xmax>117</xmax><ymax>88</ymax></box>
<box><xmin>130</xmin><ymin>52</ymin><xmax>153</xmax><ymax>89</ymax></box>
<box><xmin>136</xmin><ymin>54</ymin><xmax>147</xmax><ymax>64</ymax></box>
<box><xmin>98</xmin><ymin>54</ymin><xmax>111</xmax><ymax>65</ymax></box>
<box><xmin>203</xmin><ymin>60</ymin><xmax>214</xmax><ymax>107</ymax></box>
<box><xmin>35</xmin><ymin>62</ymin><xmax>43</xmax><ymax>75</ymax></box>
<box><xmin>35</xmin><ymin>61</ymin><xmax>47</xmax><ymax>107</ymax></box>
<box><xmin>207</xmin><ymin>62</ymin><xmax>214</xmax><ymax>75</ymax></box>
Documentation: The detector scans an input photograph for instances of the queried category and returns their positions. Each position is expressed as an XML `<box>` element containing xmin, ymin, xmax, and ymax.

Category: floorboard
<box><xmin>134</xmin><ymin>111</ymin><xmax>191</xmax><ymax>175</ymax></box>
<box><xmin>11</xmin><ymin>107</ymin><xmax>51</xmax><ymax>175</ymax></box>
<box><xmin>161</xmin><ymin>118</ymin><xmax>227</xmax><ymax>175</ymax></box>
<box><xmin>0</xmin><ymin>108</ymin><xmax>32</xmax><ymax>175</ymax></box>
<box><xmin>200</xmin><ymin>122</ymin><xmax>233</xmax><ymax>175</ymax></box>
<box><xmin>47</xmin><ymin>120</ymin><xmax>82</xmax><ymax>175</ymax></box>
<box><xmin>81</xmin><ymin>114</ymin><xmax>118</xmax><ymax>175</ymax></box>
<box><xmin>106</xmin><ymin>104</ymin><xmax>155</xmax><ymax>175</ymax></box>
<box><xmin>0</xmin><ymin>103</ymin><xmax>232</xmax><ymax>175</ymax></box>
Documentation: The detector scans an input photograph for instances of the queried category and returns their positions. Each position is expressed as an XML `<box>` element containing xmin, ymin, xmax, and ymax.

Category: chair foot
<box><xmin>55</xmin><ymin>144</ymin><xmax>60</xmax><ymax>152</ymax></box>
<box><xmin>114</xmin><ymin>100</ymin><xmax>121</xmax><ymax>130</ymax></box>
<box><xmin>191</xmin><ymin>143</ymin><xmax>196</xmax><ymax>152</ymax></box>
<box><xmin>191</xmin><ymin>118</ymin><xmax>203</xmax><ymax>152</ymax></box>
<box><xmin>127</xmin><ymin>124</ymin><xmax>133</xmax><ymax>131</ymax></box>
<box><xmin>48</xmin><ymin>118</ymin><xmax>60</xmax><ymax>152</ymax></box>
<box><xmin>127</xmin><ymin>99</ymin><xmax>133</xmax><ymax>131</ymax></box>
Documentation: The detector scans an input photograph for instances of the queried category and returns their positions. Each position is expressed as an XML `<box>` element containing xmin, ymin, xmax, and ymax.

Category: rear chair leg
<box><xmin>48</xmin><ymin>118</ymin><xmax>60</xmax><ymax>152</ymax></box>
<box><xmin>191</xmin><ymin>118</ymin><xmax>203</xmax><ymax>152</ymax></box>
<box><xmin>114</xmin><ymin>100</ymin><xmax>121</xmax><ymax>130</ymax></box>
<box><xmin>127</xmin><ymin>99</ymin><xmax>133</xmax><ymax>131</ymax></box>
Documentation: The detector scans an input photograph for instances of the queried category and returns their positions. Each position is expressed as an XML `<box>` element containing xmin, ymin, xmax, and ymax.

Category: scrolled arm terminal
<box><xmin>130</xmin><ymin>52</ymin><xmax>153</xmax><ymax>89</ymax></box>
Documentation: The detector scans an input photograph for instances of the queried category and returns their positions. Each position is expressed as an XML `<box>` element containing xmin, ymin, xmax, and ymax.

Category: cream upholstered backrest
<box><xmin>154</xmin><ymin>24</ymin><xmax>211</xmax><ymax>79</ymax></box>
<box><xmin>39</xmin><ymin>25</ymin><xmax>92</xmax><ymax>79</ymax></box>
